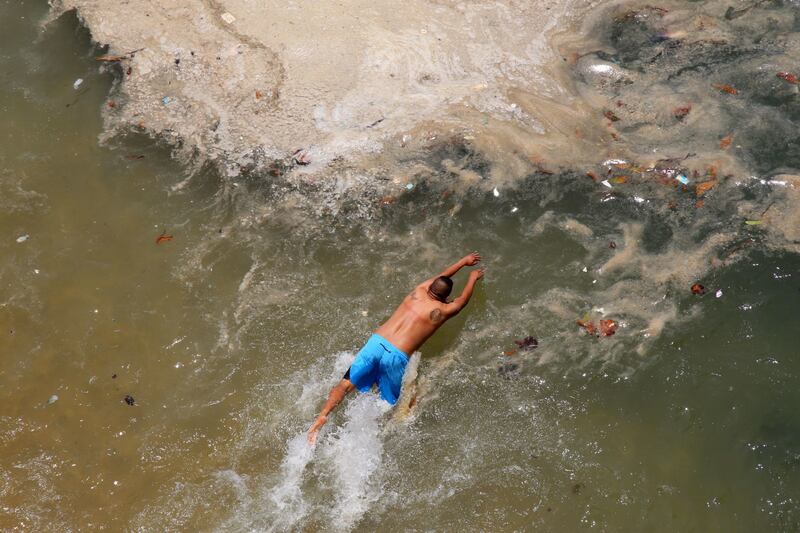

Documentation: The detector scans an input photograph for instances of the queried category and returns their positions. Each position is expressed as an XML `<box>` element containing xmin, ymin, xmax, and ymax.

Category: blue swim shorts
<box><xmin>344</xmin><ymin>333</ymin><xmax>409</xmax><ymax>405</ymax></box>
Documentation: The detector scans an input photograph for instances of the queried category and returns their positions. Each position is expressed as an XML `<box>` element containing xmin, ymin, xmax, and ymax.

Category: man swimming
<box><xmin>308</xmin><ymin>252</ymin><xmax>485</xmax><ymax>444</ymax></box>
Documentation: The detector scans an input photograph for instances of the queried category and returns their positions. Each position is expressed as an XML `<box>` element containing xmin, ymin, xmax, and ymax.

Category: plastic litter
<box><xmin>47</xmin><ymin>394</ymin><xmax>59</xmax><ymax>405</ymax></box>
<box><xmin>73</xmin><ymin>78</ymin><xmax>84</xmax><ymax>90</ymax></box>
<box><xmin>676</xmin><ymin>174</ymin><xmax>690</xmax><ymax>185</ymax></box>
<box><xmin>601</xmin><ymin>179</ymin><xmax>613</xmax><ymax>188</ymax></box>
<box><xmin>124</xmin><ymin>395</ymin><xmax>135</xmax><ymax>406</ymax></box>
<box><xmin>162</xmin><ymin>96</ymin><xmax>171</xmax><ymax>105</ymax></box>
<box><xmin>406</xmin><ymin>183</ymin><xmax>414</xmax><ymax>190</ymax></box>
<box><xmin>745</xmin><ymin>220</ymin><xmax>762</xmax><ymax>225</ymax></box>
<box><xmin>221</xmin><ymin>12</ymin><xmax>236</xmax><ymax>24</ymax></box>
<box><xmin>715</xmin><ymin>289</ymin><xmax>723</xmax><ymax>298</ymax></box>
<box><xmin>16</xmin><ymin>234</ymin><xmax>29</xmax><ymax>243</ymax></box>
<box><xmin>492</xmin><ymin>187</ymin><xmax>500</xmax><ymax>197</ymax></box>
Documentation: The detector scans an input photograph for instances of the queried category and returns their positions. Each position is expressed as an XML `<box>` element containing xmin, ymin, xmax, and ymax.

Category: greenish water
<box><xmin>1</xmin><ymin>0</ymin><xmax>800</xmax><ymax>531</ymax></box>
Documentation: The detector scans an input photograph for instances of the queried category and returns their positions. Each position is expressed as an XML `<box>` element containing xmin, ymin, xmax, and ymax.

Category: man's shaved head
<box><xmin>429</xmin><ymin>276</ymin><xmax>453</xmax><ymax>301</ymax></box>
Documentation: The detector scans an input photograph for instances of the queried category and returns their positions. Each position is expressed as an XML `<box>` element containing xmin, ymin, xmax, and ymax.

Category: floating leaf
<box><xmin>712</xmin><ymin>83</ymin><xmax>738</xmax><ymax>95</ymax></box>
<box><xmin>155</xmin><ymin>231</ymin><xmax>173</xmax><ymax>244</ymax></box>
<box><xmin>691</xmin><ymin>283</ymin><xmax>706</xmax><ymax>295</ymax></box>
<box><xmin>695</xmin><ymin>180</ymin><xmax>716</xmax><ymax>197</ymax></box>
<box><xmin>777</xmin><ymin>72</ymin><xmax>799</xmax><ymax>85</ymax></box>
<box><xmin>719</xmin><ymin>134</ymin><xmax>733</xmax><ymax>149</ymax></box>
<box><xmin>599</xmin><ymin>319</ymin><xmax>618</xmax><ymax>337</ymax></box>
<box><xmin>514</xmin><ymin>336</ymin><xmax>538</xmax><ymax>351</ymax></box>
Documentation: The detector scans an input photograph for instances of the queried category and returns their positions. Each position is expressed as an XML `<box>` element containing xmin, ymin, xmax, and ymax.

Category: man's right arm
<box><xmin>444</xmin><ymin>268</ymin><xmax>484</xmax><ymax>316</ymax></box>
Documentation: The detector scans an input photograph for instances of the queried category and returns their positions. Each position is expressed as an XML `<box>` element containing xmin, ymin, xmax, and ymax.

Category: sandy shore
<box><xmin>49</xmin><ymin>0</ymin><xmax>580</xmax><ymax>178</ymax></box>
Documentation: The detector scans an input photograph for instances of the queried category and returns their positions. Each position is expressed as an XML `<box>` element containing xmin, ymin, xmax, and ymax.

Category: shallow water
<box><xmin>2</xmin><ymin>0</ymin><xmax>800</xmax><ymax>531</ymax></box>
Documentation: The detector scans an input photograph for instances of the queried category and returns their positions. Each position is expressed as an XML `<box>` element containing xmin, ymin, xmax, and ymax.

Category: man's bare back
<box><xmin>308</xmin><ymin>252</ymin><xmax>484</xmax><ymax>443</ymax></box>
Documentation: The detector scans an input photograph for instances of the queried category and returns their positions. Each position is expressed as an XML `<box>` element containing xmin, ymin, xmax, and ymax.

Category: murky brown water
<box><xmin>2</xmin><ymin>0</ymin><xmax>800</xmax><ymax>531</ymax></box>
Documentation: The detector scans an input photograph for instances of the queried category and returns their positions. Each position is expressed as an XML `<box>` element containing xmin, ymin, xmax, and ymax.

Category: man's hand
<box><xmin>463</xmin><ymin>251</ymin><xmax>481</xmax><ymax>266</ymax></box>
<box><xmin>470</xmin><ymin>267</ymin><xmax>485</xmax><ymax>281</ymax></box>
<box><xmin>307</xmin><ymin>415</ymin><xmax>328</xmax><ymax>445</ymax></box>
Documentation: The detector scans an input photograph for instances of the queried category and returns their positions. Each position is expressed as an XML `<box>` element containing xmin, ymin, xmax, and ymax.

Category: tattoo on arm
<box><xmin>429</xmin><ymin>308</ymin><xmax>443</xmax><ymax>323</ymax></box>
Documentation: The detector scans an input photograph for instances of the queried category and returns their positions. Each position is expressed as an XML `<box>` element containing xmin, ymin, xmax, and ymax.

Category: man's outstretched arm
<box><xmin>308</xmin><ymin>379</ymin><xmax>355</xmax><ymax>444</ymax></box>
<box><xmin>439</xmin><ymin>252</ymin><xmax>481</xmax><ymax>278</ymax></box>
<box><xmin>444</xmin><ymin>268</ymin><xmax>485</xmax><ymax>316</ymax></box>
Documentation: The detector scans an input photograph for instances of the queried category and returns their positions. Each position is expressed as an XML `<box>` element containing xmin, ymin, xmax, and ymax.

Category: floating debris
<box><xmin>406</xmin><ymin>183</ymin><xmax>415</xmax><ymax>190</ymax></box>
<box><xmin>124</xmin><ymin>395</ymin><xmax>135</xmax><ymax>406</ymax></box>
<box><xmin>514</xmin><ymin>336</ymin><xmax>538</xmax><ymax>351</ymax></box>
<box><xmin>776</xmin><ymin>72</ymin><xmax>799</xmax><ymax>85</ymax></box>
<box><xmin>712</xmin><ymin>83</ymin><xmax>738</xmax><ymax>95</ymax></box>
<box><xmin>715</xmin><ymin>289</ymin><xmax>724</xmax><ymax>298</ymax></box>
<box><xmin>675</xmin><ymin>174</ymin><xmax>690</xmax><ymax>185</ymax></box>
<box><xmin>599</xmin><ymin>319</ymin><xmax>617</xmax><ymax>337</ymax></box>
<box><xmin>695</xmin><ymin>181</ymin><xmax>716</xmax><ymax>196</ymax></box>
<box><xmin>155</xmin><ymin>231</ymin><xmax>173</xmax><ymax>244</ymax></box>
<box><xmin>673</xmin><ymin>105</ymin><xmax>691</xmax><ymax>119</ymax></box>
<box><xmin>221</xmin><ymin>12</ymin><xmax>236</xmax><ymax>24</ymax></box>
<box><xmin>47</xmin><ymin>394</ymin><xmax>59</xmax><ymax>405</ymax></box>
<box><xmin>73</xmin><ymin>78</ymin><xmax>84</xmax><ymax>90</ymax></box>
<box><xmin>16</xmin><ymin>234</ymin><xmax>29</xmax><ymax>243</ymax></box>
<box><xmin>492</xmin><ymin>187</ymin><xmax>500</xmax><ymax>197</ymax></box>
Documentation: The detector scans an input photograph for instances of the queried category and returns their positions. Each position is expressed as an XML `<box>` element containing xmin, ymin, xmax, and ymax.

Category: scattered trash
<box><xmin>514</xmin><ymin>336</ymin><xmax>538</xmax><ymax>351</ymax></box>
<box><xmin>675</xmin><ymin>174</ymin><xmax>690</xmax><ymax>185</ymax></box>
<box><xmin>599</xmin><ymin>319</ymin><xmax>617</xmax><ymax>337</ymax></box>
<box><xmin>406</xmin><ymin>183</ymin><xmax>415</xmax><ymax>190</ymax></box>
<box><xmin>712</xmin><ymin>83</ymin><xmax>738</xmax><ymax>95</ymax></box>
<box><xmin>610</xmin><ymin>176</ymin><xmax>627</xmax><ymax>184</ymax></box>
<box><xmin>124</xmin><ymin>395</ymin><xmax>135</xmax><ymax>406</ymax></box>
<box><xmin>112</xmin><ymin>373</ymin><xmax>117</xmax><ymax>379</ymax></box>
<box><xmin>745</xmin><ymin>220</ymin><xmax>763</xmax><ymax>225</ymax></box>
<box><xmin>603</xmin><ymin>110</ymin><xmax>620</xmax><ymax>122</ymax></box>
<box><xmin>502</xmin><ymin>350</ymin><xmax>517</xmax><ymax>356</ymax></box>
<box><xmin>777</xmin><ymin>72</ymin><xmax>799</xmax><ymax>85</ymax></box>
<box><xmin>695</xmin><ymin>199</ymin><xmax>705</xmax><ymax>208</ymax></box>
<box><xmin>492</xmin><ymin>187</ymin><xmax>500</xmax><ymax>197</ymax></box>
<box><xmin>125</xmin><ymin>154</ymin><xmax>145</xmax><ymax>160</ymax></box>
<box><xmin>673</xmin><ymin>105</ymin><xmax>691</xmax><ymax>119</ymax></box>
<box><xmin>155</xmin><ymin>231</ymin><xmax>173</xmax><ymax>244</ymax></box>
<box><xmin>107</xmin><ymin>100</ymin><xmax>116</xmax><ymax>109</ymax></box>
<box><xmin>16</xmin><ymin>234</ymin><xmax>29</xmax><ymax>243</ymax></box>
<box><xmin>691</xmin><ymin>283</ymin><xmax>706</xmax><ymax>295</ymax></box>
<box><xmin>221</xmin><ymin>12</ymin><xmax>236</xmax><ymax>24</ymax></box>
<box><xmin>126</xmin><ymin>66</ymin><xmax>132</xmax><ymax>76</ymax></box>
<box><xmin>161</xmin><ymin>96</ymin><xmax>171</xmax><ymax>105</ymax></box>
<box><xmin>361</xmin><ymin>310</ymin><xmax>368</xmax><ymax>317</ymax></box>
<box><xmin>601</xmin><ymin>179</ymin><xmax>613</xmax><ymax>188</ymax></box>
<box><xmin>695</xmin><ymin>181</ymin><xmax>716</xmax><ymax>196</ymax></box>
<box><xmin>174</xmin><ymin>58</ymin><xmax>180</xmax><ymax>65</ymax></box>
<box><xmin>73</xmin><ymin>78</ymin><xmax>84</xmax><ymax>90</ymax></box>
<box><xmin>719</xmin><ymin>134</ymin><xmax>733</xmax><ymax>150</ymax></box>
<box><xmin>609</xmin><ymin>241</ymin><xmax>617</xmax><ymax>249</ymax></box>
<box><xmin>511</xmin><ymin>206</ymin><xmax>519</xmax><ymax>213</ymax></box>
<box><xmin>379</xmin><ymin>195</ymin><xmax>395</xmax><ymax>205</ymax></box>
<box><xmin>255</xmin><ymin>90</ymin><xmax>263</xmax><ymax>100</ymax></box>
<box><xmin>715</xmin><ymin>289</ymin><xmax>723</xmax><ymax>298</ymax></box>
<box><xmin>47</xmin><ymin>394</ymin><xmax>59</xmax><ymax>405</ymax></box>
<box><xmin>586</xmin><ymin>171</ymin><xmax>599</xmax><ymax>181</ymax></box>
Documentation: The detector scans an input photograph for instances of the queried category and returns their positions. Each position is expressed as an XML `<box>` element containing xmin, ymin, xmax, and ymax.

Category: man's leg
<box><xmin>308</xmin><ymin>378</ymin><xmax>355</xmax><ymax>444</ymax></box>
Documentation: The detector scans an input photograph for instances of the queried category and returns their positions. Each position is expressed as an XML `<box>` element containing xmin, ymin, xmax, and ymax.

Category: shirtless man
<box><xmin>308</xmin><ymin>252</ymin><xmax>484</xmax><ymax>444</ymax></box>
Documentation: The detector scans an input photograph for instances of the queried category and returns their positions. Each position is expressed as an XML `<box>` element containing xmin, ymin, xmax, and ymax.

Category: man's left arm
<box><xmin>438</xmin><ymin>252</ymin><xmax>481</xmax><ymax>278</ymax></box>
